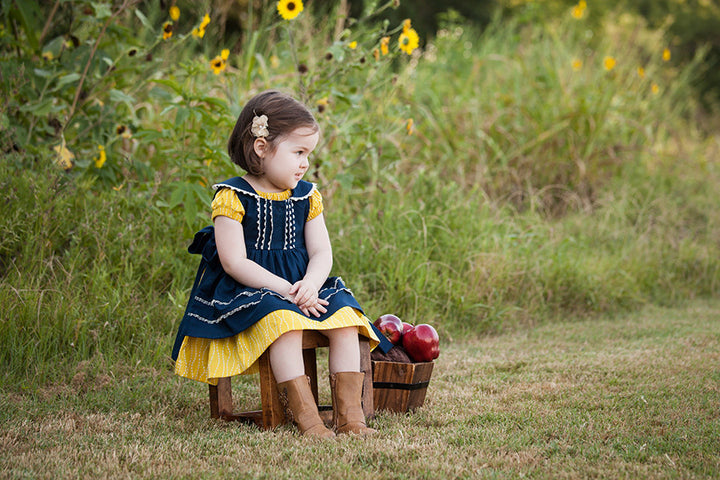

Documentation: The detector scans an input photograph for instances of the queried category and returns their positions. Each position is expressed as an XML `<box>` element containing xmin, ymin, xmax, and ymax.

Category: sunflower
<box><xmin>603</xmin><ymin>56</ymin><xmax>616</xmax><ymax>71</ymax></box>
<box><xmin>169</xmin><ymin>6</ymin><xmax>180</xmax><ymax>21</ymax></box>
<box><xmin>162</xmin><ymin>22</ymin><xmax>173</xmax><ymax>40</ymax></box>
<box><xmin>277</xmin><ymin>0</ymin><xmax>304</xmax><ymax>20</ymax></box>
<box><xmin>662</xmin><ymin>48</ymin><xmax>671</xmax><ymax>62</ymax></box>
<box><xmin>571</xmin><ymin>0</ymin><xmax>586</xmax><ymax>19</ymax></box>
<box><xmin>192</xmin><ymin>13</ymin><xmax>211</xmax><ymax>38</ymax></box>
<box><xmin>210</xmin><ymin>56</ymin><xmax>226</xmax><ymax>75</ymax></box>
<box><xmin>398</xmin><ymin>27</ymin><xmax>419</xmax><ymax>55</ymax></box>
<box><xmin>380</xmin><ymin>36</ymin><xmax>389</xmax><ymax>56</ymax></box>
<box><xmin>94</xmin><ymin>145</ymin><xmax>106</xmax><ymax>168</ymax></box>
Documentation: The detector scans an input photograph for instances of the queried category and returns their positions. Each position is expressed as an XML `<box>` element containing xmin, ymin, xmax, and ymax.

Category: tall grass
<box><xmin>1</xmin><ymin>4</ymin><xmax>719</xmax><ymax>389</ymax></box>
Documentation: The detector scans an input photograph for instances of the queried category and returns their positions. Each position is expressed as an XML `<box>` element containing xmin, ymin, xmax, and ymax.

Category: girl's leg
<box><xmin>268</xmin><ymin>330</ymin><xmax>304</xmax><ymax>383</ymax></box>
<box><xmin>323</xmin><ymin>326</ymin><xmax>376</xmax><ymax>435</ymax></box>
<box><xmin>271</xmin><ymin>330</ymin><xmax>335</xmax><ymax>438</ymax></box>
<box><xmin>322</xmin><ymin>326</ymin><xmax>360</xmax><ymax>374</ymax></box>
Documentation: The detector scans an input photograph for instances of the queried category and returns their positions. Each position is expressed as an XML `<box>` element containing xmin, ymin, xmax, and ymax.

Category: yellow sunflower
<box><xmin>277</xmin><ymin>0</ymin><xmax>304</xmax><ymax>20</ymax></box>
<box><xmin>94</xmin><ymin>145</ymin><xmax>106</xmax><ymax>168</ymax></box>
<box><xmin>406</xmin><ymin>118</ymin><xmax>414</xmax><ymax>135</ymax></box>
<box><xmin>571</xmin><ymin>0</ymin><xmax>586</xmax><ymax>19</ymax></box>
<box><xmin>603</xmin><ymin>56</ymin><xmax>616</xmax><ymax>71</ymax></box>
<box><xmin>162</xmin><ymin>22</ymin><xmax>173</xmax><ymax>40</ymax></box>
<box><xmin>380</xmin><ymin>36</ymin><xmax>390</xmax><ymax>56</ymax></box>
<box><xmin>192</xmin><ymin>13</ymin><xmax>210</xmax><ymax>38</ymax></box>
<box><xmin>210</xmin><ymin>56</ymin><xmax>226</xmax><ymax>75</ymax></box>
<box><xmin>169</xmin><ymin>6</ymin><xmax>180</xmax><ymax>21</ymax></box>
<box><xmin>398</xmin><ymin>27</ymin><xmax>419</xmax><ymax>55</ymax></box>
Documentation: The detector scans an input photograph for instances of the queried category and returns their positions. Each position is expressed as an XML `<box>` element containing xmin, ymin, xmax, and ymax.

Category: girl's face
<box><xmin>253</xmin><ymin>127</ymin><xmax>319</xmax><ymax>192</ymax></box>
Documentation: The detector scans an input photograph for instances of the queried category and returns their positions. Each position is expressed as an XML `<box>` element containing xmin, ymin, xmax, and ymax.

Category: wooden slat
<box><xmin>216</xmin><ymin>376</ymin><xmax>233</xmax><ymax>417</ymax></box>
<box><xmin>372</xmin><ymin>360</ymin><xmax>433</xmax><ymax>413</ymax></box>
<box><xmin>359</xmin><ymin>338</ymin><xmax>374</xmax><ymax>419</ymax></box>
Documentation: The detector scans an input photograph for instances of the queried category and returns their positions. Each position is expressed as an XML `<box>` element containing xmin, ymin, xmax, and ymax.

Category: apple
<box><xmin>401</xmin><ymin>322</ymin><xmax>414</xmax><ymax>336</ymax></box>
<box><xmin>374</xmin><ymin>314</ymin><xmax>404</xmax><ymax>345</ymax></box>
<box><xmin>402</xmin><ymin>324</ymin><xmax>440</xmax><ymax>362</ymax></box>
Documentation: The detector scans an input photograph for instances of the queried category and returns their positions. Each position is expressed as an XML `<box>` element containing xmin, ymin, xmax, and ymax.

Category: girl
<box><xmin>171</xmin><ymin>90</ymin><xmax>391</xmax><ymax>438</ymax></box>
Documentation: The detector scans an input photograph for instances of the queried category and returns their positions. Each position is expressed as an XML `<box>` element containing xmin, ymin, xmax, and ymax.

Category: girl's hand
<box><xmin>288</xmin><ymin>280</ymin><xmax>329</xmax><ymax>317</ymax></box>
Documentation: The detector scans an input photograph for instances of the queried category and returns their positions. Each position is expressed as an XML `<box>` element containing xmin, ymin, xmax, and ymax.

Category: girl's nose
<box><xmin>300</xmin><ymin>156</ymin><xmax>309</xmax><ymax>169</ymax></box>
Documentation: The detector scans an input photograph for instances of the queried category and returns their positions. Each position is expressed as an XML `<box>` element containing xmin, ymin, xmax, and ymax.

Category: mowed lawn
<box><xmin>2</xmin><ymin>300</ymin><xmax>719</xmax><ymax>479</ymax></box>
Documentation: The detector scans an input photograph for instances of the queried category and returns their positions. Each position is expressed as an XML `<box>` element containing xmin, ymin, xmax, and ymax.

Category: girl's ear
<box><xmin>253</xmin><ymin>138</ymin><xmax>268</xmax><ymax>158</ymax></box>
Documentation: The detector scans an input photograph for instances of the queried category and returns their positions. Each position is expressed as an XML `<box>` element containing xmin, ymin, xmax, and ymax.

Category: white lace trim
<box><xmin>212</xmin><ymin>182</ymin><xmax>316</xmax><ymax>202</ymax></box>
<box><xmin>189</xmin><ymin>278</ymin><xmax>355</xmax><ymax>325</ymax></box>
<box><xmin>189</xmin><ymin>288</ymin><xmax>287</xmax><ymax>324</ymax></box>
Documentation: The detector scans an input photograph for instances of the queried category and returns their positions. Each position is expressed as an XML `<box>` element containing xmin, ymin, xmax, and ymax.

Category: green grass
<box><xmin>2</xmin><ymin>300</ymin><xmax>718</xmax><ymax>478</ymax></box>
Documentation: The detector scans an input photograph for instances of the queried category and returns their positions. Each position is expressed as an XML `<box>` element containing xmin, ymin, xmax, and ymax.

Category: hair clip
<box><xmin>251</xmin><ymin>114</ymin><xmax>269</xmax><ymax>138</ymax></box>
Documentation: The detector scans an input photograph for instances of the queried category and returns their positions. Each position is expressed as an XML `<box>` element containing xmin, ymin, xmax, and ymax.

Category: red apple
<box><xmin>402</xmin><ymin>324</ymin><xmax>440</xmax><ymax>362</ymax></box>
<box><xmin>402</xmin><ymin>322</ymin><xmax>414</xmax><ymax>335</ymax></box>
<box><xmin>374</xmin><ymin>314</ymin><xmax>404</xmax><ymax>345</ymax></box>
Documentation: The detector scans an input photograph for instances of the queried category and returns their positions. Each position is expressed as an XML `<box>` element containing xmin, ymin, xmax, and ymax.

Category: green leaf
<box><xmin>33</xmin><ymin>68</ymin><xmax>54</xmax><ymax>78</ymax></box>
<box><xmin>327</xmin><ymin>43</ymin><xmax>346</xmax><ymax>63</ymax></box>
<box><xmin>92</xmin><ymin>2</ymin><xmax>113</xmax><ymax>19</ymax></box>
<box><xmin>10</xmin><ymin>0</ymin><xmax>40</xmax><ymax>52</ymax></box>
<box><xmin>18</xmin><ymin>99</ymin><xmax>54</xmax><ymax>116</ymax></box>
<box><xmin>168</xmin><ymin>184</ymin><xmax>186</xmax><ymax>209</ymax></box>
<box><xmin>109</xmin><ymin>89</ymin><xmax>136</xmax><ymax>105</ymax></box>
<box><xmin>199</xmin><ymin>96</ymin><xmax>228</xmax><ymax>109</ymax></box>
<box><xmin>56</xmin><ymin>73</ymin><xmax>81</xmax><ymax>88</ymax></box>
<box><xmin>183</xmin><ymin>195</ymin><xmax>198</xmax><ymax>228</ymax></box>
<box><xmin>151</xmin><ymin>79</ymin><xmax>183</xmax><ymax>95</ymax></box>
<box><xmin>134</xmin><ymin>8</ymin><xmax>154</xmax><ymax>31</ymax></box>
<box><xmin>175</xmin><ymin>107</ymin><xmax>189</xmax><ymax>127</ymax></box>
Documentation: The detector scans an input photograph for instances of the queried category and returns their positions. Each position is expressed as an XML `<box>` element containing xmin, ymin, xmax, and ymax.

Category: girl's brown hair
<box><xmin>227</xmin><ymin>90</ymin><xmax>319</xmax><ymax>175</ymax></box>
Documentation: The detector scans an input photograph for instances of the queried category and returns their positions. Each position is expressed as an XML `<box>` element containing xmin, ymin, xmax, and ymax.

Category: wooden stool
<box><xmin>208</xmin><ymin>330</ymin><xmax>374</xmax><ymax>429</ymax></box>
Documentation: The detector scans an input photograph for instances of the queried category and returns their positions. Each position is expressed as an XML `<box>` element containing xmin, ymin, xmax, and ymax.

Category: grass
<box><xmin>3</xmin><ymin>299</ymin><xmax>719</xmax><ymax>478</ymax></box>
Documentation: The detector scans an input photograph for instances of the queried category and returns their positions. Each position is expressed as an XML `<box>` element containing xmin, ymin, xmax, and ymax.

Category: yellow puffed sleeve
<box><xmin>307</xmin><ymin>189</ymin><xmax>324</xmax><ymax>221</ymax></box>
<box><xmin>212</xmin><ymin>188</ymin><xmax>245</xmax><ymax>223</ymax></box>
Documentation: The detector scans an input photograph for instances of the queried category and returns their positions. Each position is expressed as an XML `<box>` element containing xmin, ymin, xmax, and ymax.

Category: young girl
<box><xmin>171</xmin><ymin>90</ymin><xmax>391</xmax><ymax>438</ymax></box>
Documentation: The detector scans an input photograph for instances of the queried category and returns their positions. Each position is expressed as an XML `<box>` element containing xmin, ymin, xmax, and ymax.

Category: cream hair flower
<box><xmin>251</xmin><ymin>115</ymin><xmax>269</xmax><ymax>138</ymax></box>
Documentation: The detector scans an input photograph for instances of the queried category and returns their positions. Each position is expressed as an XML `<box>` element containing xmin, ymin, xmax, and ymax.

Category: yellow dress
<box><xmin>174</xmin><ymin>186</ymin><xmax>380</xmax><ymax>385</ymax></box>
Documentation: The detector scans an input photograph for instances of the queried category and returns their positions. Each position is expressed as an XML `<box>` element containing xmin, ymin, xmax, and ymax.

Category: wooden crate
<box><xmin>372</xmin><ymin>360</ymin><xmax>434</xmax><ymax>413</ymax></box>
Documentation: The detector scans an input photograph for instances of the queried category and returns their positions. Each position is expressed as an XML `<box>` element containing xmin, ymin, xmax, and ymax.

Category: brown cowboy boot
<box><xmin>277</xmin><ymin>375</ymin><xmax>335</xmax><ymax>438</ymax></box>
<box><xmin>330</xmin><ymin>371</ymin><xmax>377</xmax><ymax>435</ymax></box>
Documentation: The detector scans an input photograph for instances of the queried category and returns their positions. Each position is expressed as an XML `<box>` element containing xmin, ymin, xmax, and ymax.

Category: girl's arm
<box><xmin>288</xmin><ymin>213</ymin><xmax>333</xmax><ymax>312</ymax></box>
<box><xmin>214</xmin><ymin>215</ymin><xmax>293</xmax><ymax>298</ymax></box>
<box><xmin>302</xmin><ymin>212</ymin><xmax>333</xmax><ymax>290</ymax></box>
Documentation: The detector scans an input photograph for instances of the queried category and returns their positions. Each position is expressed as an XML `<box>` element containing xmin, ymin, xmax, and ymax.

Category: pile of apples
<box><xmin>374</xmin><ymin>314</ymin><xmax>440</xmax><ymax>363</ymax></box>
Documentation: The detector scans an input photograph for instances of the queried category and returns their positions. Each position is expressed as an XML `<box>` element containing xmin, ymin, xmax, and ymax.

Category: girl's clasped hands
<box><xmin>288</xmin><ymin>280</ymin><xmax>328</xmax><ymax>317</ymax></box>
